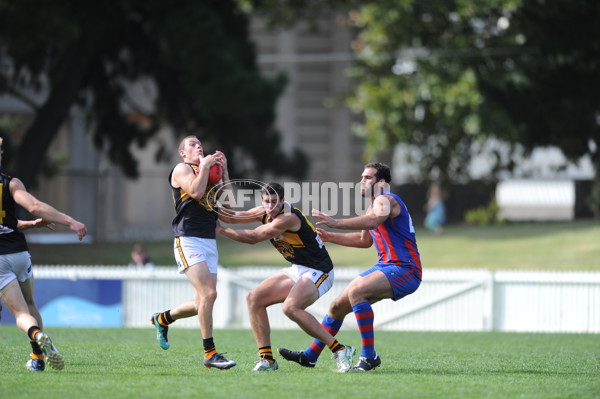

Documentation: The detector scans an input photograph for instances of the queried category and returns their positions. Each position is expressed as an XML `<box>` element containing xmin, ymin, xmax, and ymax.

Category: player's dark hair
<box><xmin>365</xmin><ymin>162</ymin><xmax>392</xmax><ymax>183</ymax></box>
<box><xmin>261</xmin><ymin>182</ymin><xmax>285</xmax><ymax>199</ymax></box>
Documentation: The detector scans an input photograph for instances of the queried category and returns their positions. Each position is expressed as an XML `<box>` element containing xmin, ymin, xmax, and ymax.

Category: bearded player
<box><xmin>279</xmin><ymin>162</ymin><xmax>422</xmax><ymax>372</ymax></box>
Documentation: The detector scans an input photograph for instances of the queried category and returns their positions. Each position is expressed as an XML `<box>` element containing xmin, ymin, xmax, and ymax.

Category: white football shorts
<box><xmin>281</xmin><ymin>264</ymin><xmax>334</xmax><ymax>298</ymax></box>
<box><xmin>173</xmin><ymin>236</ymin><xmax>218</xmax><ymax>274</ymax></box>
<box><xmin>0</xmin><ymin>251</ymin><xmax>32</xmax><ymax>292</ymax></box>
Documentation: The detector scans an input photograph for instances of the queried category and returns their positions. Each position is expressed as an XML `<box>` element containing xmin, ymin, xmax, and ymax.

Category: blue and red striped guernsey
<box><xmin>369</xmin><ymin>192</ymin><xmax>422</xmax><ymax>279</ymax></box>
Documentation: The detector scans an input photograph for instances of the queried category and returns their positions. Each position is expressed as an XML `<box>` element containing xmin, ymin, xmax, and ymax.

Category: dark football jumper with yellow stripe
<box><xmin>169</xmin><ymin>163</ymin><xmax>218</xmax><ymax>239</ymax></box>
<box><xmin>0</xmin><ymin>173</ymin><xmax>29</xmax><ymax>255</ymax></box>
<box><xmin>169</xmin><ymin>163</ymin><xmax>220</xmax><ymax>271</ymax></box>
<box><xmin>261</xmin><ymin>202</ymin><xmax>333</xmax><ymax>275</ymax></box>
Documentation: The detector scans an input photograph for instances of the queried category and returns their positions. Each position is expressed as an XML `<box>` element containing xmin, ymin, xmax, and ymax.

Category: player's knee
<box><xmin>329</xmin><ymin>297</ymin><xmax>353</xmax><ymax>318</ymax></box>
<box><xmin>201</xmin><ymin>289</ymin><xmax>217</xmax><ymax>305</ymax></box>
<box><xmin>281</xmin><ymin>302</ymin><xmax>300</xmax><ymax>321</ymax></box>
<box><xmin>346</xmin><ymin>281</ymin><xmax>369</xmax><ymax>304</ymax></box>
<box><xmin>246</xmin><ymin>289</ymin><xmax>261</xmax><ymax>308</ymax></box>
<box><xmin>328</xmin><ymin>301</ymin><xmax>343</xmax><ymax>317</ymax></box>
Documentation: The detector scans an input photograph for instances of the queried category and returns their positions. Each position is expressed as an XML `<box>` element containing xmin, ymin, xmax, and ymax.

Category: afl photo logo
<box><xmin>206</xmin><ymin>179</ymin><xmax>281</xmax><ymax>219</ymax></box>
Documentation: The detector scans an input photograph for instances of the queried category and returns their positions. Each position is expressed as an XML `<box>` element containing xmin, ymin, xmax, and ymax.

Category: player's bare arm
<box><xmin>17</xmin><ymin>218</ymin><xmax>56</xmax><ymax>231</ymax></box>
<box><xmin>172</xmin><ymin>153</ymin><xmax>219</xmax><ymax>200</ymax></box>
<box><xmin>218</xmin><ymin>206</ymin><xmax>265</xmax><ymax>224</ymax></box>
<box><xmin>10</xmin><ymin>177</ymin><xmax>87</xmax><ymax>240</ymax></box>
<box><xmin>316</xmin><ymin>228</ymin><xmax>373</xmax><ymax>248</ymax></box>
<box><xmin>216</xmin><ymin>212</ymin><xmax>300</xmax><ymax>245</ymax></box>
<box><xmin>312</xmin><ymin>194</ymin><xmax>400</xmax><ymax>231</ymax></box>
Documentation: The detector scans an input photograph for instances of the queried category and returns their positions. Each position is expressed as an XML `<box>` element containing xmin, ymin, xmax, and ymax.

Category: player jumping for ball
<box><xmin>150</xmin><ymin>135</ymin><xmax>236</xmax><ymax>370</ymax></box>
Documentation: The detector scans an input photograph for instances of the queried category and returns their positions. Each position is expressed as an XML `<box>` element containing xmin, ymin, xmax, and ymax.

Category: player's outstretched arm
<box><xmin>312</xmin><ymin>194</ymin><xmax>400</xmax><ymax>231</ymax></box>
<box><xmin>317</xmin><ymin>228</ymin><xmax>373</xmax><ymax>248</ymax></box>
<box><xmin>17</xmin><ymin>218</ymin><xmax>56</xmax><ymax>231</ymax></box>
<box><xmin>10</xmin><ymin>178</ymin><xmax>87</xmax><ymax>241</ymax></box>
<box><xmin>216</xmin><ymin>213</ymin><xmax>297</xmax><ymax>244</ymax></box>
<box><xmin>218</xmin><ymin>206</ymin><xmax>264</xmax><ymax>224</ymax></box>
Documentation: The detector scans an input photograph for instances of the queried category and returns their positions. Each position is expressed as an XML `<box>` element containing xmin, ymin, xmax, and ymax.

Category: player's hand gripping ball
<box><xmin>208</xmin><ymin>164</ymin><xmax>223</xmax><ymax>185</ymax></box>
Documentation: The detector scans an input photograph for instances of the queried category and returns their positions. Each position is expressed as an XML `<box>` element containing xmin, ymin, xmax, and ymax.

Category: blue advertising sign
<box><xmin>0</xmin><ymin>279</ymin><xmax>122</xmax><ymax>327</ymax></box>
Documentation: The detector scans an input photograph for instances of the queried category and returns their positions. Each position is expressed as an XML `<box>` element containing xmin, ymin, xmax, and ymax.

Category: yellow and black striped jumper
<box><xmin>261</xmin><ymin>201</ymin><xmax>333</xmax><ymax>274</ymax></box>
<box><xmin>170</xmin><ymin>163</ymin><xmax>219</xmax><ymax>242</ymax></box>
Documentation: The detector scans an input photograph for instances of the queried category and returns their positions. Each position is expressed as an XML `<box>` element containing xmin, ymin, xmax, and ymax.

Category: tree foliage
<box><xmin>0</xmin><ymin>0</ymin><xmax>308</xmax><ymax>186</ymax></box>
<box><xmin>347</xmin><ymin>0</ymin><xmax>599</xmax><ymax>192</ymax></box>
<box><xmin>477</xmin><ymin>0</ymin><xmax>600</xmax><ymax>216</ymax></box>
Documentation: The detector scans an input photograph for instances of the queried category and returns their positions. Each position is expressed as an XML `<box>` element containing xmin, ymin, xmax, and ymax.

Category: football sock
<box><xmin>353</xmin><ymin>301</ymin><xmax>376</xmax><ymax>359</ymax></box>
<box><xmin>27</xmin><ymin>326</ymin><xmax>42</xmax><ymax>341</ymax></box>
<box><xmin>304</xmin><ymin>315</ymin><xmax>343</xmax><ymax>362</ymax></box>
<box><xmin>203</xmin><ymin>337</ymin><xmax>217</xmax><ymax>359</ymax></box>
<box><xmin>30</xmin><ymin>340</ymin><xmax>43</xmax><ymax>359</ymax></box>
<box><xmin>157</xmin><ymin>310</ymin><xmax>174</xmax><ymax>326</ymax></box>
<box><xmin>258</xmin><ymin>346</ymin><xmax>275</xmax><ymax>363</ymax></box>
<box><xmin>328</xmin><ymin>339</ymin><xmax>345</xmax><ymax>353</ymax></box>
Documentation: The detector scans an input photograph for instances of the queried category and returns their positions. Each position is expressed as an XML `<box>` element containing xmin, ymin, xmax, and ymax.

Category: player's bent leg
<box><xmin>19</xmin><ymin>278</ymin><xmax>43</xmax><ymax>327</ymax></box>
<box><xmin>1</xmin><ymin>280</ymin><xmax>39</xmax><ymax>333</ymax></box>
<box><xmin>293</xmin><ymin>286</ymin><xmax>353</xmax><ymax>365</ymax></box>
<box><xmin>247</xmin><ymin>273</ymin><xmax>293</xmax><ymax>349</ymax></box>
<box><xmin>185</xmin><ymin>262</ymin><xmax>217</xmax><ymax>336</ymax></box>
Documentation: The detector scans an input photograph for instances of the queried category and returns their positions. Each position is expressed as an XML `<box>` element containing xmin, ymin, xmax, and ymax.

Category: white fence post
<box><xmin>482</xmin><ymin>270</ymin><xmax>495</xmax><ymax>331</ymax></box>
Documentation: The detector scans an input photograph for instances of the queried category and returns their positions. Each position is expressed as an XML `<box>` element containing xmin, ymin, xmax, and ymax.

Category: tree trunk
<box><xmin>11</xmin><ymin>36</ymin><xmax>96</xmax><ymax>187</ymax></box>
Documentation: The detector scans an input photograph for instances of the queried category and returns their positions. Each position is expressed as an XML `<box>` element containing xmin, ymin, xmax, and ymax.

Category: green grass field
<box><xmin>1</xmin><ymin>327</ymin><xmax>598</xmax><ymax>399</ymax></box>
<box><xmin>27</xmin><ymin>220</ymin><xmax>600</xmax><ymax>270</ymax></box>
<box><xmin>13</xmin><ymin>221</ymin><xmax>599</xmax><ymax>397</ymax></box>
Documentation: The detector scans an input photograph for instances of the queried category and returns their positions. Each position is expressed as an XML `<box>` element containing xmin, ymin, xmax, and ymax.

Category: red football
<box><xmin>208</xmin><ymin>164</ymin><xmax>223</xmax><ymax>185</ymax></box>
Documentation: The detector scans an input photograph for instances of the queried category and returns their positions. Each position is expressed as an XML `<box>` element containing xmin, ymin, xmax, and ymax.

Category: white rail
<box><xmin>31</xmin><ymin>266</ymin><xmax>600</xmax><ymax>333</ymax></box>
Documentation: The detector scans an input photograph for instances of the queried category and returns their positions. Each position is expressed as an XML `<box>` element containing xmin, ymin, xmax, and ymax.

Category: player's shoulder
<box><xmin>274</xmin><ymin>205</ymin><xmax>302</xmax><ymax>225</ymax></box>
<box><xmin>276</xmin><ymin>210</ymin><xmax>298</xmax><ymax>222</ymax></box>
<box><xmin>376</xmin><ymin>192</ymin><xmax>400</xmax><ymax>204</ymax></box>
<box><xmin>172</xmin><ymin>162</ymin><xmax>197</xmax><ymax>178</ymax></box>
<box><xmin>173</xmin><ymin>161</ymin><xmax>196</xmax><ymax>172</ymax></box>
<box><xmin>376</xmin><ymin>192</ymin><xmax>403</xmax><ymax>217</ymax></box>
<box><xmin>282</xmin><ymin>202</ymin><xmax>305</xmax><ymax>218</ymax></box>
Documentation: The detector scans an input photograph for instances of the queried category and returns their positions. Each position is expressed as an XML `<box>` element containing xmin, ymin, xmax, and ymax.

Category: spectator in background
<box><xmin>424</xmin><ymin>183</ymin><xmax>445</xmax><ymax>235</ymax></box>
<box><xmin>129</xmin><ymin>243</ymin><xmax>155</xmax><ymax>269</ymax></box>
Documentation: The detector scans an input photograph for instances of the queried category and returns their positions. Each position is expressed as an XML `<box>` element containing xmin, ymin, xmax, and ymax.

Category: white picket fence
<box><xmin>34</xmin><ymin>266</ymin><xmax>600</xmax><ymax>333</ymax></box>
